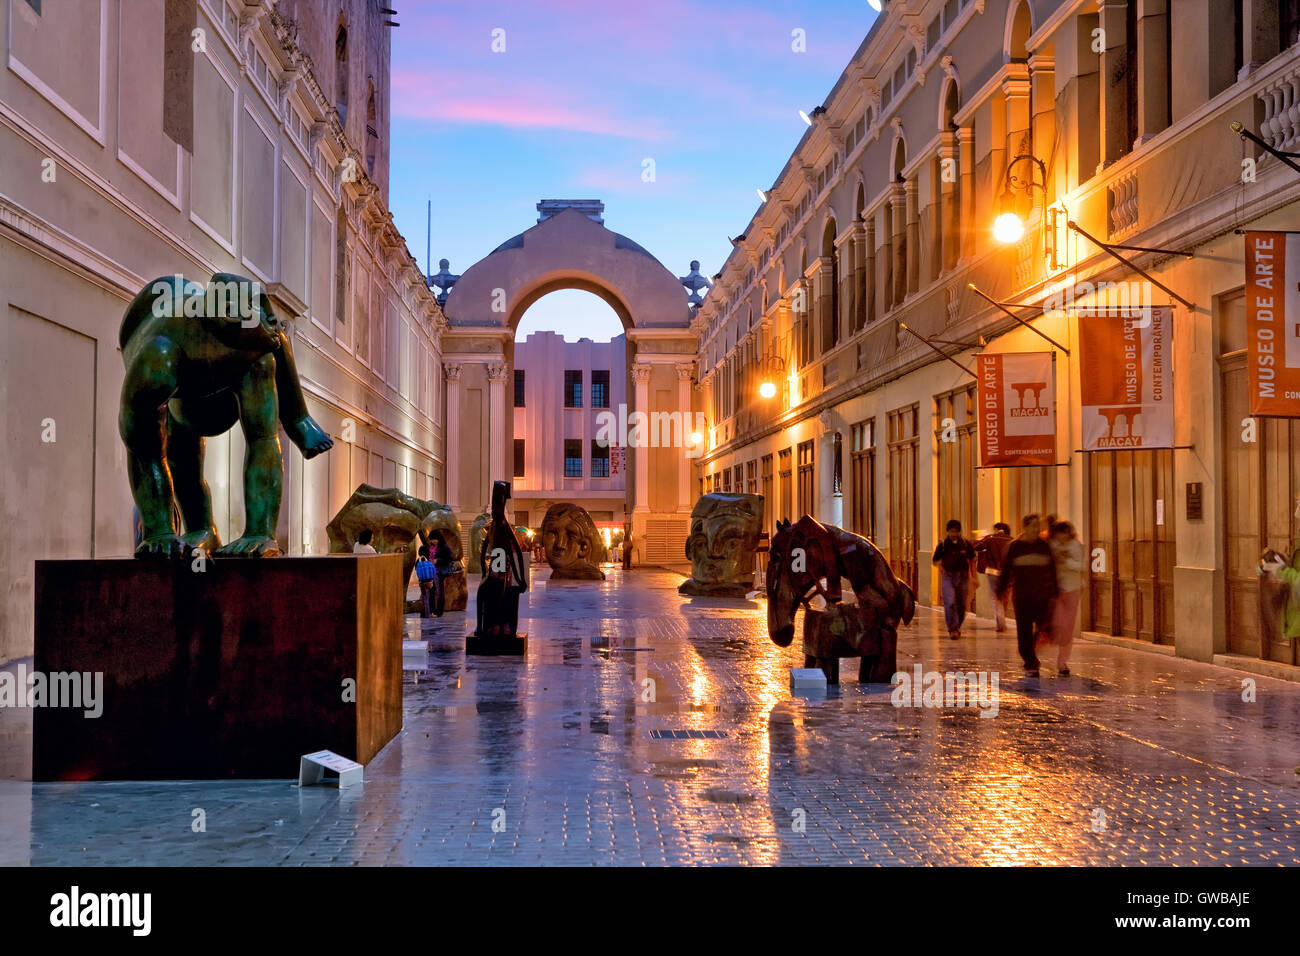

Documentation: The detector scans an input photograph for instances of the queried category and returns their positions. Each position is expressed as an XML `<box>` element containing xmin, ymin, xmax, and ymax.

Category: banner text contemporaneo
<box><xmin>977</xmin><ymin>351</ymin><xmax>1056</xmax><ymax>466</ymax></box>
<box><xmin>1078</xmin><ymin>307</ymin><xmax>1174</xmax><ymax>450</ymax></box>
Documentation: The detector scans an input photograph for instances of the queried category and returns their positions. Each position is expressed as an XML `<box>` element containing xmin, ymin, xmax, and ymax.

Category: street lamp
<box><xmin>992</xmin><ymin>153</ymin><xmax>1063</xmax><ymax>270</ymax></box>
<box><xmin>758</xmin><ymin>353</ymin><xmax>785</xmax><ymax>400</ymax></box>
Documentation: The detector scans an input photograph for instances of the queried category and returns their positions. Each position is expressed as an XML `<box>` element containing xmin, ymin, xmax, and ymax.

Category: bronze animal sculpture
<box><xmin>767</xmin><ymin>515</ymin><xmax>915</xmax><ymax>683</ymax></box>
<box><xmin>541</xmin><ymin>502</ymin><xmax>607</xmax><ymax>580</ymax></box>
<box><xmin>474</xmin><ymin>480</ymin><xmax>529</xmax><ymax>643</ymax></box>
<box><xmin>679</xmin><ymin>493</ymin><xmax>763</xmax><ymax>597</ymax></box>
<box><xmin>118</xmin><ymin>273</ymin><xmax>332</xmax><ymax>557</ymax></box>
<box><xmin>326</xmin><ymin>485</ymin><xmax>467</xmax><ymax>611</ymax></box>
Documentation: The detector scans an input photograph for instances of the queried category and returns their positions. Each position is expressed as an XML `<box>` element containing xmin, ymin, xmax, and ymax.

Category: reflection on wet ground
<box><xmin>3</xmin><ymin>566</ymin><xmax>1299</xmax><ymax>865</ymax></box>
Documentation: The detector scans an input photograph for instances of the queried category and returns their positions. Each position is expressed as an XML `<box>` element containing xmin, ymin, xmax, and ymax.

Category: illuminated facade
<box><xmin>0</xmin><ymin>0</ymin><xmax>445</xmax><ymax>661</ymax></box>
<box><xmin>694</xmin><ymin>0</ymin><xmax>1300</xmax><ymax>668</ymax></box>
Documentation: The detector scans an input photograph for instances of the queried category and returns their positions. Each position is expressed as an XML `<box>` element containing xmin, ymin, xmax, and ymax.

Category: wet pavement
<box><xmin>3</xmin><ymin>566</ymin><xmax>1300</xmax><ymax>865</ymax></box>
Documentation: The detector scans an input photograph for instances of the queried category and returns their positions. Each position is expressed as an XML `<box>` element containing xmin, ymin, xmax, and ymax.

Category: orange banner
<box><xmin>977</xmin><ymin>352</ymin><xmax>1056</xmax><ymax>466</ymax></box>
<box><xmin>1078</xmin><ymin>307</ymin><xmax>1173</xmax><ymax>449</ymax></box>
<box><xmin>1245</xmin><ymin>232</ymin><xmax>1300</xmax><ymax>417</ymax></box>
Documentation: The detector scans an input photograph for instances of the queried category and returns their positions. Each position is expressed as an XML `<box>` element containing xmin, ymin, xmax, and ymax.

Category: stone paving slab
<box><xmin>3</xmin><ymin>567</ymin><xmax>1299</xmax><ymax>865</ymax></box>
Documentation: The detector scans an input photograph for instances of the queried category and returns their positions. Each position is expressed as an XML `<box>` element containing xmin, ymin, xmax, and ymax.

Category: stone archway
<box><xmin>440</xmin><ymin>201</ymin><xmax>699</xmax><ymax>564</ymax></box>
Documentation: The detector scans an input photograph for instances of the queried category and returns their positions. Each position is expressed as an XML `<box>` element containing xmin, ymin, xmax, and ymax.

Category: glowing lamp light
<box><xmin>759</xmin><ymin>380</ymin><xmax>777</xmax><ymax>399</ymax></box>
<box><xmin>867</xmin><ymin>0</ymin><xmax>882</xmax><ymax>10</ymax></box>
<box><xmin>993</xmin><ymin>211</ymin><xmax>1025</xmax><ymax>244</ymax></box>
<box><xmin>798</xmin><ymin>110</ymin><xmax>813</xmax><ymax>126</ymax></box>
<box><xmin>690</xmin><ymin>431</ymin><xmax>704</xmax><ymax>446</ymax></box>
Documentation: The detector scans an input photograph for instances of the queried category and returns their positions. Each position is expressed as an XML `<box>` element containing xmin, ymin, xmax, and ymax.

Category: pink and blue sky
<box><xmin>388</xmin><ymin>0</ymin><xmax>877</xmax><ymax>340</ymax></box>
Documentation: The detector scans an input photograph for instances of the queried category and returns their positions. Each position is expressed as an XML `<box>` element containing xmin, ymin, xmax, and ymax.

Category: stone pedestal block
<box><xmin>33</xmin><ymin>555</ymin><xmax>403</xmax><ymax>780</ymax></box>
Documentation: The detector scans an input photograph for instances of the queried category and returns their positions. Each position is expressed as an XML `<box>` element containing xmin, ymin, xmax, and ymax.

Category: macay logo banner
<box><xmin>1078</xmin><ymin>307</ymin><xmax>1173</xmax><ymax>449</ymax></box>
<box><xmin>977</xmin><ymin>352</ymin><xmax>1056</xmax><ymax>466</ymax></box>
<box><xmin>1244</xmin><ymin>232</ymin><xmax>1300</xmax><ymax>416</ymax></box>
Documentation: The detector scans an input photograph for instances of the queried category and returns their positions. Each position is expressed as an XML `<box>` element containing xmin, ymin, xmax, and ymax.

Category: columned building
<box><xmin>440</xmin><ymin>201</ymin><xmax>699</xmax><ymax>563</ymax></box>
<box><xmin>0</xmin><ymin>0</ymin><xmax>444</xmax><ymax>663</ymax></box>
<box><xmin>694</xmin><ymin>0</ymin><xmax>1300</xmax><ymax>671</ymax></box>
<box><xmin>511</xmin><ymin>331</ymin><xmax>629</xmax><ymax>537</ymax></box>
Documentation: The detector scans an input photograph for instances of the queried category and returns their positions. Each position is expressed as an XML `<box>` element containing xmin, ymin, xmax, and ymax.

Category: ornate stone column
<box><xmin>632</xmin><ymin>363</ymin><xmax>651</xmax><ymax>514</ymax></box>
<box><xmin>486</xmin><ymin>362</ymin><xmax>507</xmax><ymax>486</ymax></box>
<box><xmin>444</xmin><ymin>363</ymin><xmax>462</xmax><ymax>511</ymax></box>
<box><xmin>677</xmin><ymin>363</ymin><xmax>694</xmax><ymax>513</ymax></box>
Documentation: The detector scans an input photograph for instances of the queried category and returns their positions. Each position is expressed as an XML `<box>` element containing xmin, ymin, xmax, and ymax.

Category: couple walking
<box><xmin>933</xmin><ymin>514</ymin><xmax>1084</xmax><ymax>678</ymax></box>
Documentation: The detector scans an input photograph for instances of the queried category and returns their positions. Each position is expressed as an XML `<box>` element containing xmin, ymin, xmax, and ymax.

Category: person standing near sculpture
<box><xmin>997</xmin><ymin>514</ymin><xmax>1058</xmax><ymax>677</ymax></box>
<box><xmin>415</xmin><ymin>545</ymin><xmax>437</xmax><ymax>618</ymax></box>
<box><xmin>975</xmin><ymin>522</ymin><xmax>1012</xmax><ymax>632</ymax></box>
<box><xmin>431</xmin><ymin>532</ymin><xmax>455</xmax><ymax>617</ymax></box>
<box><xmin>932</xmin><ymin>519</ymin><xmax>975</xmax><ymax>639</ymax></box>
<box><xmin>1048</xmin><ymin>520</ymin><xmax>1085</xmax><ymax>676</ymax></box>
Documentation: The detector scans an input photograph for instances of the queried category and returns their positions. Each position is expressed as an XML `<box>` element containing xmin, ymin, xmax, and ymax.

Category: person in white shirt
<box><xmin>352</xmin><ymin>528</ymin><xmax>378</xmax><ymax>554</ymax></box>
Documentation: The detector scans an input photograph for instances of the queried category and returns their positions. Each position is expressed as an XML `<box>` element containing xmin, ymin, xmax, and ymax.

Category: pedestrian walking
<box><xmin>975</xmin><ymin>521</ymin><xmax>1012</xmax><ymax>632</ymax></box>
<box><xmin>998</xmin><ymin>514</ymin><xmax>1058</xmax><ymax>677</ymax></box>
<box><xmin>1048</xmin><ymin>520</ymin><xmax>1085</xmax><ymax>676</ymax></box>
<box><xmin>431</xmin><ymin>531</ymin><xmax>455</xmax><ymax>617</ymax></box>
<box><xmin>932</xmin><ymin>519</ymin><xmax>976</xmax><ymax>639</ymax></box>
<box><xmin>415</xmin><ymin>545</ymin><xmax>437</xmax><ymax>618</ymax></box>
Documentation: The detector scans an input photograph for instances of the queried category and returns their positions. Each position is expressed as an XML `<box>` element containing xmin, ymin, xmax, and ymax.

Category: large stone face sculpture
<box><xmin>119</xmin><ymin>274</ymin><xmax>333</xmax><ymax>557</ymax></box>
<box><xmin>326</xmin><ymin>485</ymin><xmax>467</xmax><ymax>611</ymax></box>
<box><xmin>541</xmin><ymin>503</ymin><xmax>607</xmax><ymax>580</ymax></box>
<box><xmin>679</xmin><ymin>493</ymin><xmax>763</xmax><ymax>597</ymax></box>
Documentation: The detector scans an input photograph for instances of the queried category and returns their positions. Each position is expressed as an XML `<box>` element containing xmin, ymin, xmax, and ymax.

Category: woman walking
<box><xmin>1048</xmin><ymin>520</ymin><xmax>1085</xmax><ymax>676</ymax></box>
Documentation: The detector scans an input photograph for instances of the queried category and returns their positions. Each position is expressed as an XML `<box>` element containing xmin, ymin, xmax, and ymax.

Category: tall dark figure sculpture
<box><xmin>118</xmin><ymin>274</ymin><xmax>333</xmax><ymax>557</ymax></box>
<box><xmin>470</xmin><ymin>480</ymin><xmax>529</xmax><ymax>654</ymax></box>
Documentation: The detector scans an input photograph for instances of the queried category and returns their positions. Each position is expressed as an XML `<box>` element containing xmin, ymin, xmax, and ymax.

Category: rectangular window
<box><xmin>797</xmin><ymin>440</ymin><xmax>815</xmax><ymax>518</ymax></box>
<box><xmin>927</xmin><ymin>15</ymin><xmax>941</xmax><ymax>49</ymax></box>
<box><xmin>514</xmin><ymin>369</ymin><xmax>525</xmax><ymax>407</ymax></box>
<box><xmin>934</xmin><ymin>385</ymin><xmax>978</xmax><ymax>543</ymax></box>
<box><xmin>1284</xmin><ymin>0</ymin><xmax>1300</xmax><ymax>49</ymax></box>
<box><xmin>778</xmin><ymin>447</ymin><xmax>793</xmax><ymax>523</ymax></box>
<box><xmin>943</xmin><ymin>0</ymin><xmax>958</xmax><ymax>29</ymax></box>
<box><xmin>513</xmin><ymin>438</ymin><xmax>525</xmax><ymax>478</ymax></box>
<box><xmin>851</xmin><ymin>419</ymin><xmax>877</xmax><ymax>542</ymax></box>
<box><xmin>564</xmin><ymin>439</ymin><xmax>582</xmax><ymax>478</ymax></box>
<box><xmin>564</xmin><ymin>370</ymin><xmax>583</xmax><ymax>408</ymax></box>
<box><xmin>887</xmin><ymin>404</ymin><xmax>920</xmax><ymax>594</ymax></box>
<box><xmin>592</xmin><ymin>370</ymin><xmax>610</xmax><ymax>408</ymax></box>
<box><xmin>516</xmin><ymin>510</ymin><xmax>529</xmax><ymax>529</ymax></box>
<box><xmin>591</xmin><ymin>440</ymin><xmax>610</xmax><ymax>477</ymax></box>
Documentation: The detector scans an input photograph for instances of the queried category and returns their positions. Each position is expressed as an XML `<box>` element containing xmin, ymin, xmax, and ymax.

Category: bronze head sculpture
<box><xmin>541</xmin><ymin>502</ymin><xmax>607</xmax><ymax>580</ymax></box>
<box><xmin>119</xmin><ymin>273</ymin><xmax>333</xmax><ymax>557</ymax></box>
<box><xmin>678</xmin><ymin>493</ymin><xmax>763</xmax><ymax>597</ymax></box>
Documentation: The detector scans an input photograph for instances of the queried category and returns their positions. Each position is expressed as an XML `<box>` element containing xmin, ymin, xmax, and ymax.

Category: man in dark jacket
<box><xmin>975</xmin><ymin>522</ymin><xmax>1012</xmax><ymax>631</ymax></box>
<box><xmin>932</xmin><ymin>519</ymin><xmax>976</xmax><ymax>639</ymax></box>
<box><xmin>997</xmin><ymin>514</ymin><xmax>1058</xmax><ymax>677</ymax></box>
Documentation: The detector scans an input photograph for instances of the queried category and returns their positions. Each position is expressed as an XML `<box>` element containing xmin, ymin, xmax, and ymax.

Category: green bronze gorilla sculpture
<box><xmin>118</xmin><ymin>273</ymin><xmax>333</xmax><ymax>558</ymax></box>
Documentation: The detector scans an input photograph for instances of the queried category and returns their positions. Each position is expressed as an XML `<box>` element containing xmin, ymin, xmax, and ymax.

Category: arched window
<box><xmin>365</xmin><ymin>79</ymin><xmax>378</xmax><ymax>175</ymax></box>
<box><xmin>335</xmin><ymin>19</ymin><xmax>348</xmax><ymax>125</ymax></box>
<box><xmin>821</xmin><ymin>218</ymin><xmax>839</xmax><ymax>350</ymax></box>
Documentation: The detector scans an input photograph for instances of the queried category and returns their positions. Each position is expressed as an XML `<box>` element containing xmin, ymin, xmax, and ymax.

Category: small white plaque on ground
<box><xmin>790</xmin><ymin>668</ymin><xmax>828</xmax><ymax>692</ymax></box>
<box><xmin>299</xmin><ymin>750</ymin><xmax>363</xmax><ymax>789</ymax></box>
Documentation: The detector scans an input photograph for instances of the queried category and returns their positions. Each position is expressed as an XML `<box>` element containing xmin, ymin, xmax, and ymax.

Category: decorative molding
<box><xmin>486</xmin><ymin>362</ymin><xmax>508</xmax><ymax>383</ymax></box>
<box><xmin>444</xmin><ymin>362</ymin><xmax>463</xmax><ymax>382</ymax></box>
<box><xmin>631</xmin><ymin>364</ymin><xmax>652</xmax><ymax>385</ymax></box>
